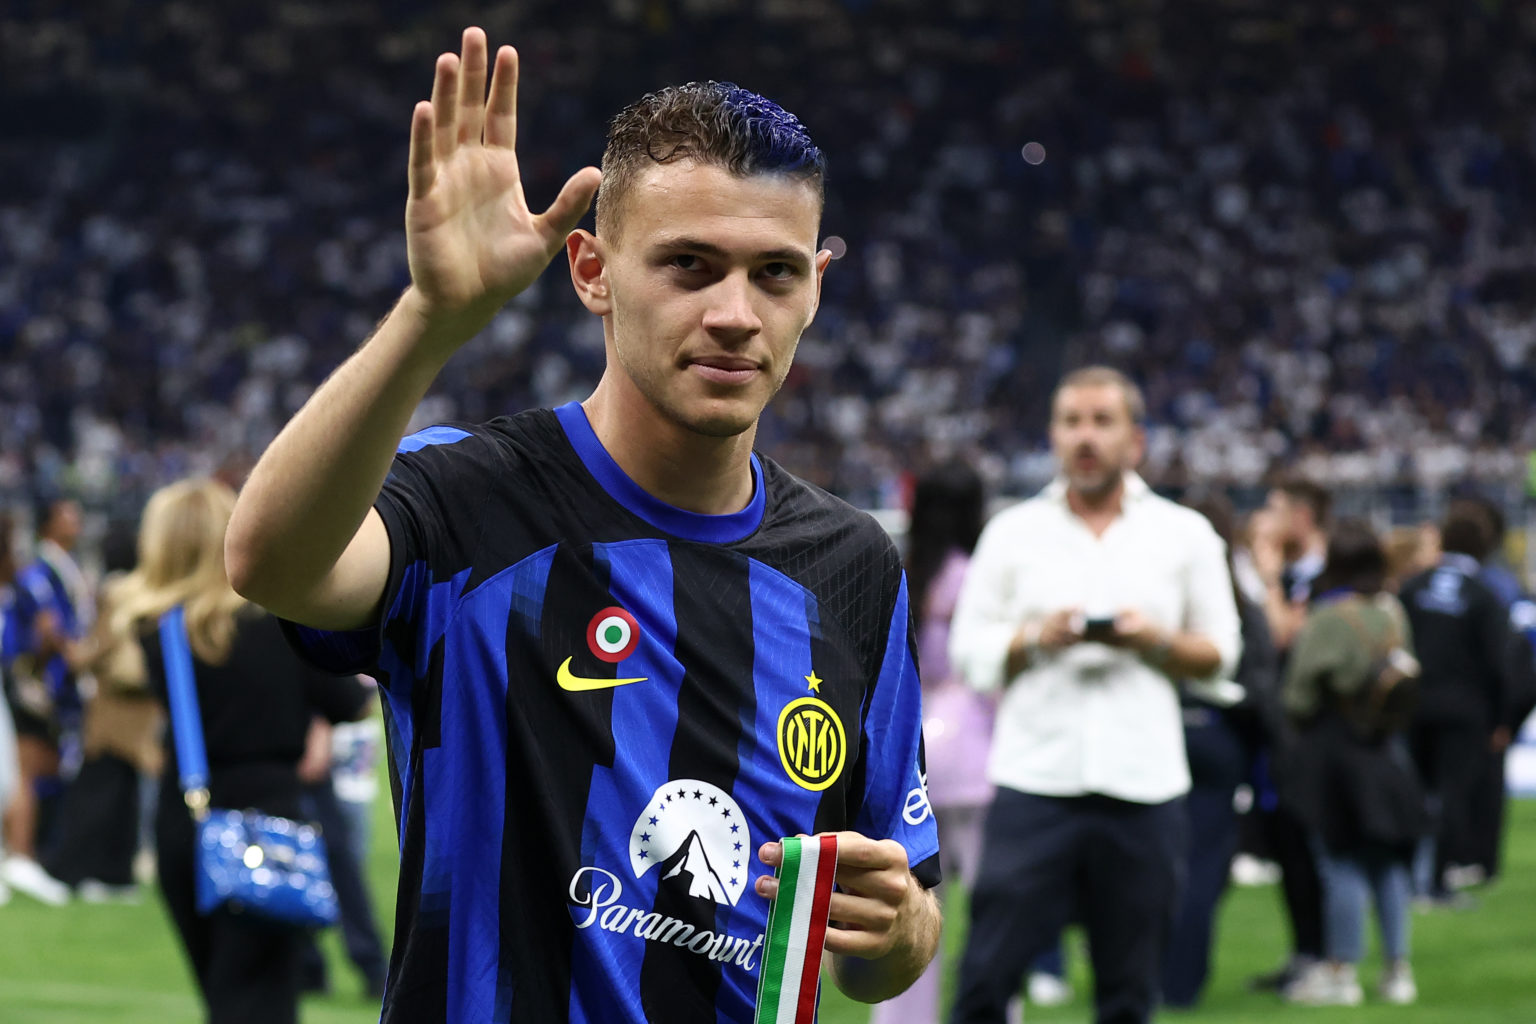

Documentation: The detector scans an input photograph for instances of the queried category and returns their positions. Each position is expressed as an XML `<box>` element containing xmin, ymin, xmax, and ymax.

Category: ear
<box><xmin>1131</xmin><ymin>423</ymin><xmax>1148</xmax><ymax>466</ymax></box>
<box><xmin>567</xmin><ymin>229</ymin><xmax>611</xmax><ymax>316</ymax></box>
<box><xmin>804</xmin><ymin>247</ymin><xmax>834</xmax><ymax>327</ymax></box>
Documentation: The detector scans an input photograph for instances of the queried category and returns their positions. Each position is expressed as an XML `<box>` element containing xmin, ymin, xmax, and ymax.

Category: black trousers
<box><xmin>1259</xmin><ymin>802</ymin><xmax>1324</xmax><ymax>960</ymax></box>
<box><xmin>1160</xmin><ymin>782</ymin><xmax>1237</xmax><ymax>1007</ymax></box>
<box><xmin>950</xmin><ymin>790</ymin><xmax>1187</xmax><ymax>1024</ymax></box>
<box><xmin>1468</xmin><ymin>750</ymin><xmax>1508</xmax><ymax>879</ymax></box>
<box><xmin>44</xmin><ymin>753</ymin><xmax>140</xmax><ymax>886</ymax></box>
<box><xmin>1410</xmin><ymin>720</ymin><xmax>1489</xmax><ymax>887</ymax></box>
<box><xmin>299</xmin><ymin>780</ymin><xmax>387</xmax><ymax>992</ymax></box>
<box><xmin>156</xmin><ymin>799</ymin><xmax>305</xmax><ymax>1024</ymax></box>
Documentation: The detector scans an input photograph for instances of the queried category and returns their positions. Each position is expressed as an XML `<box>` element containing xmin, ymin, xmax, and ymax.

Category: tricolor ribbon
<box><xmin>755</xmin><ymin>834</ymin><xmax>839</xmax><ymax>1024</ymax></box>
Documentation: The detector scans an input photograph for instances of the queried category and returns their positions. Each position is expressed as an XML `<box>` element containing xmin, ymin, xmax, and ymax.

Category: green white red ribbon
<box><xmin>755</xmin><ymin>834</ymin><xmax>839</xmax><ymax>1024</ymax></box>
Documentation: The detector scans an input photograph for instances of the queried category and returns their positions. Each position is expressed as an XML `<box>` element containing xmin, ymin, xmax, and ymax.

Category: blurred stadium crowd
<box><xmin>4</xmin><ymin>1</ymin><xmax>1536</xmax><ymax>1021</ymax></box>
<box><xmin>3</xmin><ymin>0</ymin><xmax>1536</xmax><ymax>518</ymax></box>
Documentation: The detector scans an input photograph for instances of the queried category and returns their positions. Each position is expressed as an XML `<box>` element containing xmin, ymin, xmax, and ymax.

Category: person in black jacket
<box><xmin>1398</xmin><ymin>501</ymin><xmax>1521</xmax><ymax>904</ymax></box>
<box><xmin>1162</xmin><ymin>492</ymin><xmax>1281</xmax><ymax>1009</ymax></box>
<box><xmin>103</xmin><ymin>478</ymin><xmax>372</xmax><ymax>1024</ymax></box>
<box><xmin>1458</xmin><ymin>495</ymin><xmax>1536</xmax><ymax>886</ymax></box>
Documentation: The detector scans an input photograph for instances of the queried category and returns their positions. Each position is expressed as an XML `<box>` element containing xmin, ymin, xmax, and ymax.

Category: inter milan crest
<box><xmin>777</xmin><ymin>672</ymin><xmax>846</xmax><ymax>792</ymax></box>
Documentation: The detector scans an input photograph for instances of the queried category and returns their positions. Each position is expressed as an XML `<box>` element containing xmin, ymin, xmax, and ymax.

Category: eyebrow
<box><xmin>649</xmin><ymin>235</ymin><xmax>814</xmax><ymax>267</ymax></box>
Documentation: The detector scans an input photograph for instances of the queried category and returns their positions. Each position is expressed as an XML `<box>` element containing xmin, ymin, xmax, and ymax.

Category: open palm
<box><xmin>405</xmin><ymin>28</ymin><xmax>601</xmax><ymax>326</ymax></box>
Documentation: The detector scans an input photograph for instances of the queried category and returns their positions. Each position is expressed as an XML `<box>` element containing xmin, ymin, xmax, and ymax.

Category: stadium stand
<box><xmin>2</xmin><ymin>0</ymin><xmax>1534</xmax><ymax>517</ymax></box>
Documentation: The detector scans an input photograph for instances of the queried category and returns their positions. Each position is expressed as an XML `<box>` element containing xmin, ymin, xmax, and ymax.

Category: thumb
<box><xmin>538</xmin><ymin>167</ymin><xmax>603</xmax><ymax>249</ymax></box>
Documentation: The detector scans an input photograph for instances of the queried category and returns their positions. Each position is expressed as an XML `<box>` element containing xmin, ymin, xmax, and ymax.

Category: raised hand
<box><xmin>405</xmin><ymin>28</ymin><xmax>602</xmax><ymax>332</ymax></box>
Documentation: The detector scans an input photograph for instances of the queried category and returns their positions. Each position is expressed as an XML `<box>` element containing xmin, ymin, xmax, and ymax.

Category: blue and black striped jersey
<box><xmin>290</xmin><ymin>402</ymin><xmax>939</xmax><ymax>1024</ymax></box>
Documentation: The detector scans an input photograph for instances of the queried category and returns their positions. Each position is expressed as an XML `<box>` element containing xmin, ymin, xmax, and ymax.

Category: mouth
<box><xmin>687</xmin><ymin>356</ymin><xmax>761</xmax><ymax>386</ymax></box>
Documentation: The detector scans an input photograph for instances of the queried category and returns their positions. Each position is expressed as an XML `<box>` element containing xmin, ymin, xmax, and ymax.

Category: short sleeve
<box><xmin>1181</xmin><ymin>516</ymin><xmax>1243</xmax><ymax>681</ymax></box>
<box><xmin>853</xmin><ymin>571</ymin><xmax>942</xmax><ymax>889</ymax></box>
<box><xmin>14</xmin><ymin>567</ymin><xmax>50</xmax><ymax>623</ymax></box>
<box><xmin>284</xmin><ymin>424</ymin><xmax>493</xmax><ymax>685</ymax></box>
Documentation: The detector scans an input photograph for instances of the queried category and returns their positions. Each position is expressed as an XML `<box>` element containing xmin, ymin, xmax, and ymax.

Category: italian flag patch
<box><xmin>755</xmin><ymin>834</ymin><xmax>839</xmax><ymax>1024</ymax></box>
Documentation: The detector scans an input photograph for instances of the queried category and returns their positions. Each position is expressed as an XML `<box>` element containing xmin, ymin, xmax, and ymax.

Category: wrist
<box><xmin>1014</xmin><ymin>619</ymin><xmax>1043</xmax><ymax>661</ymax></box>
<box><xmin>1141</xmin><ymin>631</ymin><xmax>1173</xmax><ymax>669</ymax></box>
<box><xmin>396</xmin><ymin>286</ymin><xmax>497</xmax><ymax>359</ymax></box>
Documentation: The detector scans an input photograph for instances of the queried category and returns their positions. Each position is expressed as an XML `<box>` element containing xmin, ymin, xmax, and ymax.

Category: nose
<box><xmin>700</xmin><ymin>272</ymin><xmax>762</xmax><ymax>339</ymax></box>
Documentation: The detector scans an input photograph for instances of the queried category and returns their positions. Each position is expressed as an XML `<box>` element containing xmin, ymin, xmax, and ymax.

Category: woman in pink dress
<box><xmin>872</xmin><ymin>461</ymin><xmax>999</xmax><ymax>1024</ymax></box>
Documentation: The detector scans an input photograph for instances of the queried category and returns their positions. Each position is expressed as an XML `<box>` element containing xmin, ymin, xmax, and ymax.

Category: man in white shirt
<box><xmin>947</xmin><ymin>367</ymin><xmax>1242</xmax><ymax>1024</ymax></box>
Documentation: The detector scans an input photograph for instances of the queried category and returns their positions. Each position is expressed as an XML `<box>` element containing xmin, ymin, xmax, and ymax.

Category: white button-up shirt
<box><xmin>949</xmin><ymin>474</ymin><xmax>1242</xmax><ymax>804</ymax></box>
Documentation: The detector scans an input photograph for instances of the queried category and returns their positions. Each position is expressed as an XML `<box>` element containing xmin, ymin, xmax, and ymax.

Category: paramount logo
<box><xmin>568</xmin><ymin>866</ymin><xmax>765</xmax><ymax>970</ymax></box>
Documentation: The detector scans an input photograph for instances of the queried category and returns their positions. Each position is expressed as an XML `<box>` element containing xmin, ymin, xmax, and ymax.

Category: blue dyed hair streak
<box><xmin>596</xmin><ymin>81</ymin><xmax>825</xmax><ymax>235</ymax></box>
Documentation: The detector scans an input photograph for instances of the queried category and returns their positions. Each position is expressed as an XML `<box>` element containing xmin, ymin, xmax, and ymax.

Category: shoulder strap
<box><xmin>159</xmin><ymin>607</ymin><xmax>211</xmax><ymax>818</ymax></box>
<box><xmin>1334</xmin><ymin>596</ymin><xmax>1400</xmax><ymax>655</ymax></box>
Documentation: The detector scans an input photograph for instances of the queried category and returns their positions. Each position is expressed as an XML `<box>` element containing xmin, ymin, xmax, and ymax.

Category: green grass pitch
<box><xmin>3</xmin><ymin>797</ymin><xmax>1533</xmax><ymax>1022</ymax></box>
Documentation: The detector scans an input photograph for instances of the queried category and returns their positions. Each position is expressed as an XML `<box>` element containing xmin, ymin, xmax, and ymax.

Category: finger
<box><xmin>536</xmin><ymin>167</ymin><xmax>603</xmax><ymax>248</ymax></box>
<box><xmin>825</xmin><ymin>834</ymin><xmax>908</xmax><ymax>872</ymax></box>
<box><xmin>407</xmin><ymin>101</ymin><xmax>437</xmax><ymax>197</ymax></box>
<box><xmin>457</xmin><ymin>27</ymin><xmax>489</xmax><ymax>145</ymax></box>
<box><xmin>826</xmin><ymin>892</ymin><xmax>898</xmax><ymax>932</ymax></box>
<box><xmin>823</xmin><ymin>925</ymin><xmax>893</xmax><ymax>959</ymax></box>
<box><xmin>484</xmin><ymin>45</ymin><xmax>519</xmax><ymax>149</ymax></box>
<box><xmin>754</xmin><ymin>875</ymin><xmax>778</xmax><ymax>900</ymax></box>
<box><xmin>757</xmin><ymin>832</ymin><xmax>816</xmax><ymax>870</ymax></box>
<box><xmin>834</xmin><ymin>867</ymin><xmax>911</xmax><ymax>908</ymax></box>
<box><xmin>430</xmin><ymin>52</ymin><xmax>460</xmax><ymax>160</ymax></box>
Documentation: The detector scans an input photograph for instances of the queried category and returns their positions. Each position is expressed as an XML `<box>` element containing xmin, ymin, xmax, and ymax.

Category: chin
<box><xmin>680</xmin><ymin>406</ymin><xmax>759</xmax><ymax>438</ymax></box>
<box><xmin>1071</xmin><ymin>471</ymin><xmax>1121</xmax><ymax>497</ymax></box>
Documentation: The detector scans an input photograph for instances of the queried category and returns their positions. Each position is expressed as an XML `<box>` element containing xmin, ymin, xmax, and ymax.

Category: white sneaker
<box><xmin>1231</xmin><ymin>853</ymin><xmax>1283</xmax><ymax>887</ymax></box>
<box><xmin>1443</xmin><ymin>864</ymin><xmax>1487</xmax><ymax>891</ymax></box>
<box><xmin>76</xmin><ymin>879</ymin><xmax>142</xmax><ymax>905</ymax></box>
<box><xmin>1379</xmin><ymin>964</ymin><xmax>1417</xmax><ymax>1005</ymax></box>
<box><xmin>0</xmin><ymin>856</ymin><xmax>71</xmax><ymax>906</ymax></box>
<box><xmin>1028</xmin><ymin>971</ymin><xmax>1073</xmax><ymax>1006</ymax></box>
<box><xmin>1284</xmin><ymin>962</ymin><xmax>1363</xmax><ymax>1006</ymax></box>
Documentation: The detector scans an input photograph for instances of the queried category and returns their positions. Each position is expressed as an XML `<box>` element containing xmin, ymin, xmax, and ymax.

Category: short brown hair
<box><xmin>1441</xmin><ymin>499</ymin><xmax>1494</xmax><ymax>561</ymax></box>
<box><xmin>595</xmin><ymin>82</ymin><xmax>826</xmax><ymax>238</ymax></box>
<box><xmin>1051</xmin><ymin>365</ymin><xmax>1146</xmax><ymax>424</ymax></box>
<box><xmin>1276</xmin><ymin>477</ymin><xmax>1332</xmax><ymax>528</ymax></box>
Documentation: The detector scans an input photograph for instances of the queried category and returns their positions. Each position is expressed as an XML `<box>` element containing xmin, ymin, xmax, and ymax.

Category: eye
<box><xmin>760</xmin><ymin>262</ymin><xmax>797</xmax><ymax>280</ymax></box>
<box><xmin>670</xmin><ymin>254</ymin><xmax>705</xmax><ymax>272</ymax></box>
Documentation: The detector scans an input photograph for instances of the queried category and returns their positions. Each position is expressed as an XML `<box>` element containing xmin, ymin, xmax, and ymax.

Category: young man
<box><xmin>946</xmin><ymin>366</ymin><xmax>1241</xmax><ymax>1024</ymax></box>
<box><xmin>226</xmin><ymin>28</ymin><xmax>940</xmax><ymax>1024</ymax></box>
<box><xmin>1399</xmin><ymin>503</ymin><xmax>1526</xmax><ymax>903</ymax></box>
<box><xmin>1252</xmin><ymin>478</ymin><xmax>1331</xmax><ymax>650</ymax></box>
<box><xmin>1244</xmin><ymin>475</ymin><xmax>1330</xmax><ymax>993</ymax></box>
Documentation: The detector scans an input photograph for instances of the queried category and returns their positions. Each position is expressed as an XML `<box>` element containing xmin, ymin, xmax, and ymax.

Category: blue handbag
<box><xmin>159</xmin><ymin>607</ymin><xmax>339</xmax><ymax>928</ymax></box>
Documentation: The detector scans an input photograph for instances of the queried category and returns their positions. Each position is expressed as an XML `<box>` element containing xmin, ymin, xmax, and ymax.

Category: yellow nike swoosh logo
<box><xmin>556</xmin><ymin>657</ymin><xmax>648</xmax><ymax>692</ymax></box>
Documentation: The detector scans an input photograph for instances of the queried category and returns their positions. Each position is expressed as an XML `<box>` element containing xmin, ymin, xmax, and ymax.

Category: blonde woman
<box><xmin>108</xmin><ymin>479</ymin><xmax>371</xmax><ymax>1024</ymax></box>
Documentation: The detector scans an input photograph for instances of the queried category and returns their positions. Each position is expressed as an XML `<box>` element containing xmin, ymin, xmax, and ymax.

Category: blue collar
<box><xmin>553</xmin><ymin>401</ymin><xmax>765</xmax><ymax>544</ymax></box>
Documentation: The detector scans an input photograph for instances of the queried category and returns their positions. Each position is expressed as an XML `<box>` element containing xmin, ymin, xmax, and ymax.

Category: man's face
<box><xmin>1264</xmin><ymin>490</ymin><xmax>1307</xmax><ymax>545</ymax></box>
<box><xmin>46</xmin><ymin>500</ymin><xmax>82</xmax><ymax>550</ymax></box>
<box><xmin>580</xmin><ymin>161</ymin><xmax>830</xmax><ymax>438</ymax></box>
<box><xmin>1049</xmin><ymin>383</ymin><xmax>1144</xmax><ymax>498</ymax></box>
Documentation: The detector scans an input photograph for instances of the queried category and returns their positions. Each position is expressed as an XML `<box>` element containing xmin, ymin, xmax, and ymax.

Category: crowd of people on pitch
<box><xmin>4</xmin><ymin>0</ymin><xmax>1536</xmax><ymax>514</ymax></box>
<box><xmin>0</xmin><ymin>496</ymin><xmax>390</xmax><ymax>1002</ymax></box>
<box><xmin>3</xmin><ymin>455</ymin><xmax>1533</xmax><ymax>1018</ymax></box>
<box><xmin>901</xmin><ymin>445</ymin><xmax>1536</xmax><ymax>1019</ymax></box>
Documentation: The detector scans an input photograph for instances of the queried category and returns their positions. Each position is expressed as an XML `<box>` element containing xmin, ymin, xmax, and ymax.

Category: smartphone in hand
<box><xmin>1081</xmin><ymin>615</ymin><xmax>1118</xmax><ymax>642</ymax></box>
